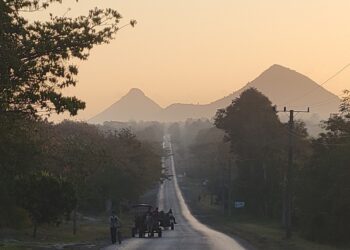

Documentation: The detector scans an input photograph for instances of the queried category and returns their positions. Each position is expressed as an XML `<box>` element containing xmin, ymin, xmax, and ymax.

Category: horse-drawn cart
<box><xmin>131</xmin><ymin>204</ymin><xmax>162</xmax><ymax>238</ymax></box>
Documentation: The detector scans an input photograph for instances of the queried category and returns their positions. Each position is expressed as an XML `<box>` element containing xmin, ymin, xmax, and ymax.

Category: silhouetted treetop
<box><xmin>215</xmin><ymin>88</ymin><xmax>283</xmax><ymax>152</ymax></box>
<box><xmin>0</xmin><ymin>0</ymin><xmax>132</xmax><ymax>117</ymax></box>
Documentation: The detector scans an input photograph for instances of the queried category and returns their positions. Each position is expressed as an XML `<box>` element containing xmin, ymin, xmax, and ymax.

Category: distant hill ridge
<box><xmin>89</xmin><ymin>65</ymin><xmax>340</xmax><ymax>123</ymax></box>
<box><xmin>90</xmin><ymin>88</ymin><xmax>162</xmax><ymax>123</ymax></box>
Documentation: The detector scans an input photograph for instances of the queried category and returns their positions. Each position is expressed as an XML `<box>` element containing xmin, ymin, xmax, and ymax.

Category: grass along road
<box><xmin>178</xmin><ymin>176</ymin><xmax>349</xmax><ymax>250</ymax></box>
<box><xmin>0</xmin><ymin>213</ymin><xmax>134</xmax><ymax>250</ymax></box>
<box><xmin>0</xmin><ymin>185</ymin><xmax>160</xmax><ymax>250</ymax></box>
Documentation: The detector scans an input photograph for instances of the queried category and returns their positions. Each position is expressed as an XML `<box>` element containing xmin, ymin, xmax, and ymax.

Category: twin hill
<box><xmin>89</xmin><ymin>65</ymin><xmax>340</xmax><ymax>124</ymax></box>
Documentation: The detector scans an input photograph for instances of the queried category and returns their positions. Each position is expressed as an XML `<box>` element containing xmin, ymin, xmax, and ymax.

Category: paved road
<box><xmin>104</xmin><ymin>136</ymin><xmax>245</xmax><ymax>250</ymax></box>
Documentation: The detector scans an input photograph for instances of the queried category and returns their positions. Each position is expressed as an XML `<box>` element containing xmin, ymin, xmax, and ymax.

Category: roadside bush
<box><xmin>15</xmin><ymin>172</ymin><xmax>77</xmax><ymax>237</ymax></box>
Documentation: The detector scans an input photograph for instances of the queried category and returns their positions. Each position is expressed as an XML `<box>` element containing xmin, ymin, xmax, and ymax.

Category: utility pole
<box><xmin>274</xmin><ymin>106</ymin><xmax>310</xmax><ymax>239</ymax></box>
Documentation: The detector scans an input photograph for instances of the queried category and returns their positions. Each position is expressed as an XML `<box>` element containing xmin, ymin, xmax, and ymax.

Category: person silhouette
<box><xmin>109</xmin><ymin>211</ymin><xmax>121</xmax><ymax>244</ymax></box>
<box><xmin>167</xmin><ymin>209</ymin><xmax>176</xmax><ymax>224</ymax></box>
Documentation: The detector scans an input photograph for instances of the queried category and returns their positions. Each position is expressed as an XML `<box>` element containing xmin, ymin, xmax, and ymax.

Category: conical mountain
<box><xmin>89</xmin><ymin>88</ymin><xmax>162</xmax><ymax>123</ymax></box>
<box><xmin>90</xmin><ymin>65</ymin><xmax>340</xmax><ymax>123</ymax></box>
<box><xmin>160</xmin><ymin>64</ymin><xmax>340</xmax><ymax>121</ymax></box>
<box><xmin>210</xmin><ymin>64</ymin><xmax>340</xmax><ymax>117</ymax></box>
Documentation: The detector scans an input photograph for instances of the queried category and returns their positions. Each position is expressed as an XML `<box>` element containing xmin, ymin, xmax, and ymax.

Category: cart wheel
<box><xmin>171</xmin><ymin>223</ymin><xmax>174</xmax><ymax>230</ymax></box>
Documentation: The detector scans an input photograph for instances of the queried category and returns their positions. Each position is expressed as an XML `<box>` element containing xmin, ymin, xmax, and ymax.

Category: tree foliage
<box><xmin>297</xmin><ymin>90</ymin><xmax>350</xmax><ymax>244</ymax></box>
<box><xmin>214</xmin><ymin>88</ymin><xmax>288</xmax><ymax>216</ymax></box>
<box><xmin>176</xmin><ymin>89</ymin><xmax>310</xmax><ymax>222</ymax></box>
<box><xmin>15</xmin><ymin>171</ymin><xmax>76</xmax><ymax>237</ymax></box>
<box><xmin>0</xmin><ymin>0</ymin><xmax>161</xmax><ymax>240</ymax></box>
<box><xmin>0</xmin><ymin>0</ymin><xmax>125</xmax><ymax>116</ymax></box>
<box><xmin>0</xmin><ymin>118</ymin><xmax>163</xmax><ymax>234</ymax></box>
<box><xmin>176</xmin><ymin>88</ymin><xmax>349</xmax><ymax>245</ymax></box>
<box><xmin>39</xmin><ymin>121</ymin><xmax>163</xmax><ymax>214</ymax></box>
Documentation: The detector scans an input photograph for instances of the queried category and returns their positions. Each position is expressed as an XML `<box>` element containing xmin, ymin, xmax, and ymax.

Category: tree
<box><xmin>298</xmin><ymin>90</ymin><xmax>350</xmax><ymax>244</ymax></box>
<box><xmin>189</xmin><ymin>127</ymin><xmax>230</xmax><ymax>209</ymax></box>
<box><xmin>0</xmin><ymin>1</ymin><xmax>135</xmax><ymax>225</ymax></box>
<box><xmin>214</xmin><ymin>88</ymin><xmax>286</xmax><ymax>216</ymax></box>
<box><xmin>71</xmin><ymin>127</ymin><xmax>163</xmax><ymax>215</ymax></box>
<box><xmin>16</xmin><ymin>172</ymin><xmax>76</xmax><ymax>238</ymax></box>
<box><xmin>97</xmin><ymin>129</ymin><xmax>162</xmax><ymax>205</ymax></box>
<box><xmin>51</xmin><ymin>120</ymin><xmax>105</xmax><ymax>234</ymax></box>
<box><xmin>45</xmin><ymin>123</ymin><xmax>162</xmax><ymax>232</ymax></box>
<box><xmin>0</xmin><ymin>0</ymin><xmax>135</xmax><ymax>117</ymax></box>
<box><xmin>0</xmin><ymin>113</ymin><xmax>44</xmax><ymax>226</ymax></box>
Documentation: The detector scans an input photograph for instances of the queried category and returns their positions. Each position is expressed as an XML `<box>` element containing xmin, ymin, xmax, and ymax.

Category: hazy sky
<box><xmin>31</xmin><ymin>1</ymin><xmax>350</xmax><ymax>121</ymax></box>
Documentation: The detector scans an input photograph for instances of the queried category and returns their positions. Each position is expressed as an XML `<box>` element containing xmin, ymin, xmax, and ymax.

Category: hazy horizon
<box><xmin>28</xmin><ymin>0</ymin><xmax>350</xmax><ymax>121</ymax></box>
<box><xmin>2</xmin><ymin>2</ymin><xmax>350</xmax><ymax>248</ymax></box>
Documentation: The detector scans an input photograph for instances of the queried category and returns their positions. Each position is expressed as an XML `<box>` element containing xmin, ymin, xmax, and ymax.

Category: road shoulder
<box><xmin>178</xmin><ymin>176</ymin><xmax>345</xmax><ymax>250</ymax></box>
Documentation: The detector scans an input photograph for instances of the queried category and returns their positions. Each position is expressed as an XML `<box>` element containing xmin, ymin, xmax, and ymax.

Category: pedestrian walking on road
<box><xmin>109</xmin><ymin>211</ymin><xmax>121</xmax><ymax>244</ymax></box>
<box><xmin>167</xmin><ymin>209</ymin><xmax>177</xmax><ymax>224</ymax></box>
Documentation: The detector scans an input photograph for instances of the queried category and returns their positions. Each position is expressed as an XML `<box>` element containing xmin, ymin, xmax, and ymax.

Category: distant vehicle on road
<box><xmin>131</xmin><ymin>204</ymin><xmax>162</xmax><ymax>238</ymax></box>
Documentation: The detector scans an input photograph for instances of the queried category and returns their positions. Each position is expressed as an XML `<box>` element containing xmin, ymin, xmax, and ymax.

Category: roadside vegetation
<box><xmin>0</xmin><ymin>1</ymin><xmax>162</xmax><ymax>248</ymax></box>
<box><xmin>179</xmin><ymin>176</ymin><xmax>348</xmax><ymax>250</ymax></box>
<box><xmin>0</xmin><ymin>118</ymin><xmax>164</xmax><ymax>247</ymax></box>
<box><xmin>171</xmin><ymin>88</ymin><xmax>350</xmax><ymax>249</ymax></box>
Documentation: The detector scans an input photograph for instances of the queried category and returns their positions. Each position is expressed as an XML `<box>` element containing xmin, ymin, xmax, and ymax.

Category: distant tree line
<box><xmin>170</xmin><ymin>88</ymin><xmax>350</xmax><ymax>245</ymax></box>
<box><xmin>0</xmin><ymin>116</ymin><xmax>163</xmax><ymax>237</ymax></box>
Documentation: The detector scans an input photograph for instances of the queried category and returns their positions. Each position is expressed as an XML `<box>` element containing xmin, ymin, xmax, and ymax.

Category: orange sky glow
<box><xmin>29</xmin><ymin>0</ymin><xmax>350</xmax><ymax>121</ymax></box>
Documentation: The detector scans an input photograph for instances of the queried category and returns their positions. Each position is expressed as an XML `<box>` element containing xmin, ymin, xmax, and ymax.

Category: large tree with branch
<box><xmin>0</xmin><ymin>0</ymin><xmax>136</xmax><ymax>117</ymax></box>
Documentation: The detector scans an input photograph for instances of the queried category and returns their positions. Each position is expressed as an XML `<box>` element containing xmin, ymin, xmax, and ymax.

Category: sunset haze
<box><xmin>32</xmin><ymin>0</ymin><xmax>350</xmax><ymax>121</ymax></box>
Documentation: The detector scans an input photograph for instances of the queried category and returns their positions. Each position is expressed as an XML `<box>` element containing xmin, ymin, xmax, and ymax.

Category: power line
<box><xmin>319</xmin><ymin>63</ymin><xmax>350</xmax><ymax>87</ymax></box>
<box><xmin>282</xmin><ymin>63</ymin><xmax>350</xmax><ymax>106</ymax></box>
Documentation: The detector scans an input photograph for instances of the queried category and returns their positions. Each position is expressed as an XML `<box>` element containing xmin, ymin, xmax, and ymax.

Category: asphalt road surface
<box><xmin>104</xmin><ymin>135</ymin><xmax>245</xmax><ymax>250</ymax></box>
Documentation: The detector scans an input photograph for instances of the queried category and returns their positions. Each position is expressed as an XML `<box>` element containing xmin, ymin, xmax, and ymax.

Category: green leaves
<box><xmin>15</xmin><ymin>171</ymin><xmax>77</xmax><ymax>235</ymax></box>
<box><xmin>0</xmin><ymin>1</ymin><xmax>123</xmax><ymax>117</ymax></box>
<box><xmin>1</xmin><ymin>115</ymin><xmax>163</xmax><ymax>226</ymax></box>
<box><xmin>215</xmin><ymin>88</ymin><xmax>285</xmax><ymax>158</ymax></box>
<box><xmin>298</xmin><ymin>111</ymin><xmax>350</xmax><ymax>244</ymax></box>
<box><xmin>213</xmin><ymin>88</ymin><xmax>310</xmax><ymax>217</ymax></box>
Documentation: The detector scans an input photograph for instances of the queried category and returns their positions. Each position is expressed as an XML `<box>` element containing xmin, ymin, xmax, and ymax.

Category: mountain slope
<box><xmin>89</xmin><ymin>88</ymin><xmax>162</xmax><ymax>124</ymax></box>
<box><xmin>209</xmin><ymin>64</ymin><xmax>339</xmax><ymax>117</ymax></box>
<box><xmin>89</xmin><ymin>65</ymin><xmax>340</xmax><ymax>123</ymax></box>
<box><xmin>161</xmin><ymin>65</ymin><xmax>339</xmax><ymax>121</ymax></box>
